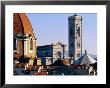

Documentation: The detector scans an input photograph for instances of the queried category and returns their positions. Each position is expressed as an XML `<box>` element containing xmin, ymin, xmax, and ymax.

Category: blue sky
<box><xmin>27</xmin><ymin>13</ymin><xmax>97</xmax><ymax>55</ymax></box>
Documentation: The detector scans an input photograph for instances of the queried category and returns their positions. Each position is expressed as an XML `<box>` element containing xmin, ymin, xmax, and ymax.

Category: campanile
<box><xmin>68</xmin><ymin>14</ymin><xmax>82</xmax><ymax>61</ymax></box>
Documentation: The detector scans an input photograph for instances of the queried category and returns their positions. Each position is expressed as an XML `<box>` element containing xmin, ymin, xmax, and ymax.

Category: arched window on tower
<box><xmin>77</xmin><ymin>42</ymin><xmax>80</xmax><ymax>49</ymax></box>
<box><xmin>77</xmin><ymin>27</ymin><xmax>80</xmax><ymax>37</ymax></box>
<box><xmin>30</xmin><ymin>38</ymin><xmax>33</xmax><ymax>50</ymax></box>
<box><xmin>77</xmin><ymin>53</ymin><xmax>80</xmax><ymax>58</ymax></box>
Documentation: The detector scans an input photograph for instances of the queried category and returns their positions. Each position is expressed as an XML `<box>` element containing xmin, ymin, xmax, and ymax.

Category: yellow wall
<box><xmin>14</xmin><ymin>37</ymin><xmax>37</xmax><ymax>60</ymax></box>
<box><xmin>14</xmin><ymin>40</ymin><xmax>23</xmax><ymax>58</ymax></box>
<box><xmin>26</xmin><ymin>38</ymin><xmax>36</xmax><ymax>60</ymax></box>
<box><xmin>37</xmin><ymin>59</ymin><xmax>41</xmax><ymax>65</ymax></box>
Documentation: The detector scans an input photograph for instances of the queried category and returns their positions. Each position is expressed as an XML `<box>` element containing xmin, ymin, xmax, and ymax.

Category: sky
<box><xmin>27</xmin><ymin>13</ymin><xmax>97</xmax><ymax>55</ymax></box>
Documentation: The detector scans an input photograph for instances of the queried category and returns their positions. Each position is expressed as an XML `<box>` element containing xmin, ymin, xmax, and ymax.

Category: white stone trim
<box><xmin>16</xmin><ymin>39</ymin><xmax>18</xmax><ymax>50</ymax></box>
<box><xmin>18</xmin><ymin>39</ymin><xmax>30</xmax><ymax>40</ymax></box>
<box><xmin>29</xmin><ymin>38</ymin><xmax>34</xmax><ymax>53</ymax></box>
<box><xmin>17</xmin><ymin>39</ymin><xmax>19</xmax><ymax>53</ymax></box>
<box><xmin>14</xmin><ymin>38</ymin><xmax>19</xmax><ymax>53</ymax></box>
<box><xmin>24</xmin><ymin>40</ymin><xmax>27</xmax><ymax>55</ymax></box>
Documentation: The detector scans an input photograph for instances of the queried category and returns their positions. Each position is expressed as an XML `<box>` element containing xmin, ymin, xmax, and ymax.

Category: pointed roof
<box><xmin>80</xmin><ymin>54</ymin><xmax>96</xmax><ymax>65</ymax></box>
<box><xmin>74</xmin><ymin>50</ymin><xmax>97</xmax><ymax>65</ymax></box>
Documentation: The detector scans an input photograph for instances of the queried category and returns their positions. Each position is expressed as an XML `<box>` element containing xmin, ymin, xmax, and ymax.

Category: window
<box><xmin>57</xmin><ymin>51</ymin><xmax>62</xmax><ymax>58</ymax></box>
<box><xmin>77</xmin><ymin>27</ymin><xmax>80</xmax><ymax>37</ymax></box>
<box><xmin>13</xmin><ymin>37</ymin><xmax>17</xmax><ymax>50</ymax></box>
<box><xmin>30</xmin><ymin>38</ymin><xmax>33</xmax><ymax>50</ymax></box>
<box><xmin>77</xmin><ymin>42</ymin><xmax>80</xmax><ymax>48</ymax></box>
<box><xmin>77</xmin><ymin>53</ymin><xmax>80</xmax><ymax>57</ymax></box>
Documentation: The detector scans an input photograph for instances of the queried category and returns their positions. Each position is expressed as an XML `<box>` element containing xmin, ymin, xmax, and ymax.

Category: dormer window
<box><xmin>30</xmin><ymin>38</ymin><xmax>33</xmax><ymax>50</ymax></box>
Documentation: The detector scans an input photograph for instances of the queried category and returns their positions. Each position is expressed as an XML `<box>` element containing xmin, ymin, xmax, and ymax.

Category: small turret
<box><xmin>85</xmin><ymin>50</ymin><xmax>87</xmax><ymax>55</ymax></box>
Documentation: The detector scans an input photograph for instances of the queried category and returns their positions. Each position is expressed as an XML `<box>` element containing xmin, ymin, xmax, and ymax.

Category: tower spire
<box><xmin>74</xmin><ymin>13</ymin><xmax>77</xmax><ymax>16</ymax></box>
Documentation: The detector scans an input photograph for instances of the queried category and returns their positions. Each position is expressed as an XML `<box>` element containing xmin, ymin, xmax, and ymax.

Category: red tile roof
<box><xmin>14</xmin><ymin>13</ymin><xmax>33</xmax><ymax>35</ymax></box>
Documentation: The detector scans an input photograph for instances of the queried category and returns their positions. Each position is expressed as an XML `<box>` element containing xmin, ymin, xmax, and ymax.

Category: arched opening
<box><xmin>30</xmin><ymin>38</ymin><xmax>33</xmax><ymax>50</ymax></box>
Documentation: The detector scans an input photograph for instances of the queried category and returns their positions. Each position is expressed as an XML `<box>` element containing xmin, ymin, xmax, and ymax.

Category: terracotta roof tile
<box><xmin>14</xmin><ymin>13</ymin><xmax>34</xmax><ymax>35</ymax></box>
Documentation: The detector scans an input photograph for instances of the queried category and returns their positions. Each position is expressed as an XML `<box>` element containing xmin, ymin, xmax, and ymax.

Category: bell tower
<box><xmin>68</xmin><ymin>14</ymin><xmax>82</xmax><ymax>61</ymax></box>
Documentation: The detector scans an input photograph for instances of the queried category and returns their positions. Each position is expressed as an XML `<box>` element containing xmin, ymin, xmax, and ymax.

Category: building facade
<box><xmin>37</xmin><ymin>42</ymin><xmax>66</xmax><ymax>64</ymax></box>
<box><xmin>37</xmin><ymin>45</ymin><xmax>53</xmax><ymax>58</ymax></box>
<box><xmin>13</xmin><ymin>13</ymin><xmax>37</xmax><ymax>65</ymax></box>
<box><xmin>52</xmin><ymin>42</ymin><xmax>66</xmax><ymax>62</ymax></box>
<box><xmin>68</xmin><ymin>14</ymin><xmax>82</xmax><ymax>61</ymax></box>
